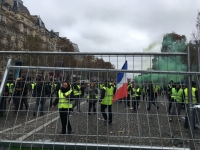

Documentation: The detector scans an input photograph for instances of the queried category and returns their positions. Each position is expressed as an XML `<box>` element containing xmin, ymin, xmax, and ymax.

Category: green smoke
<box><xmin>135</xmin><ymin>33</ymin><xmax>187</xmax><ymax>85</ymax></box>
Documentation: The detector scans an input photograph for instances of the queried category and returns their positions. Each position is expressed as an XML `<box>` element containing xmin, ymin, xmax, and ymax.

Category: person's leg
<box><xmin>147</xmin><ymin>97</ymin><xmax>151</xmax><ymax>110</ymax></box>
<box><xmin>33</xmin><ymin>98</ymin><xmax>40</xmax><ymax>116</ymax></box>
<box><xmin>127</xmin><ymin>94</ymin><xmax>131</xmax><ymax>107</ymax></box>
<box><xmin>88</xmin><ymin>102</ymin><xmax>92</xmax><ymax>114</ymax></box>
<box><xmin>23</xmin><ymin>97</ymin><xmax>29</xmax><ymax>111</ymax></box>
<box><xmin>40</xmin><ymin>98</ymin><xmax>46</xmax><ymax>115</ymax></box>
<box><xmin>155</xmin><ymin>92</ymin><xmax>157</xmax><ymax>101</ymax></box>
<box><xmin>77</xmin><ymin>96</ymin><xmax>81</xmax><ymax>112</ymax></box>
<box><xmin>72</xmin><ymin>96</ymin><xmax>78</xmax><ymax>111</ymax></box>
<box><xmin>108</xmin><ymin>105</ymin><xmax>112</xmax><ymax>123</ymax></box>
<box><xmin>0</xmin><ymin>97</ymin><xmax>5</xmax><ymax>116</ymax></box>
<box><xmin>59</xmin><ymin>109</ymin><xmax>67</xmax><ymax>134</ymax></box>
<box><xmin>14</xmin><ymin>98</ymin><xmax>20</xmax><ymax>113</ymax></box>
<box><xmin>169</xmin><ymin>99</ymin><xmax>176</xmax><ymax>121</ymax></box>
<box><xmin>133</xmin><ymin>99</ymin><xmax>136</xmax><ymax>111</ymax></box>
<box><xmin>101</xmin><ymin>104</ymin><xmax>107</xmax><ymax>121</ymax></box>
<box><xmin>124</xmin><ymin>97</ymin><xmax>128</xmax><ymax>107</ymax></box>
<box><xmin>177</xmin><ymin>103</ymin><xmax>182</xmax><ymax>120</ymax></box>
<box><xmin>93</xmin><ymin>102</ymin><xmax>96</xmax><ymax>113</ymax></box>
<box><xmin>168</xmin><ymin>98</ymin><xmax>172</xmax><ymax>114</ymax></box>
<box><xmin>66</xmin><ymin>110</ymin><xmax>72</xmax><ymax>133</ymax></box>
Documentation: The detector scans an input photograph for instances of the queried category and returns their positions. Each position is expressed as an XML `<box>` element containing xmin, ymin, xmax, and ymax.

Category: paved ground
<box><xmin>0</xmin><ymin>95</ymin><xmax>200</xmax><ymax>149</ymax></box>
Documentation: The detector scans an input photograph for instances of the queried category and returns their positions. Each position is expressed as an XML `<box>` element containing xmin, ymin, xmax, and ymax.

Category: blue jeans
<box><xmin>34</xmin><ymin>97</ymin><xmax>46</xmax><ymax>113</ymax></box>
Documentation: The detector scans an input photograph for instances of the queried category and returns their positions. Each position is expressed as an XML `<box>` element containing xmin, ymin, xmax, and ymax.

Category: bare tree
<box><xmin>191</xmin><ymin>11</ymin><xmax>200</xmax><ymax>41</ymax></box>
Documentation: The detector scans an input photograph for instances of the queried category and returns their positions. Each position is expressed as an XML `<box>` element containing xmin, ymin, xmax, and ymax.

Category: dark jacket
<box><xmin>86</xmin><ymin>86</ymin><xmax>98</xmax><ymax>103</ymax></box>
<box><xmin>147</xmin><ymin>85</ymin><xmax>154</xmax><ymax>98</ymax></box>
<box><xmin>33</xmin><ymin>82</ymin><xmax>50</xmax><ymax>97</ymax></box>
<box><xmin>14</xmin><ymin>79</ymin><xmax>28</xmax><ymax>96</ymax></box>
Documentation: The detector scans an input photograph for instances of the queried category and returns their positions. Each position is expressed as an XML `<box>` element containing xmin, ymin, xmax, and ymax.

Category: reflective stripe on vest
<box><xmin>154</xmin><ymin>85</ymin><xmax>159</xmax><ymax>92</ymax></box>
<box><xmin>31</xmin><ymin>83</ymin><xmax>36</xmax><ymax>90</ymax></box>
<box><xmin>132</xmin><ymin>88</ymin><xmax>140</xmax><ymax>97</ymax></box>
<box><xmin>101</xmin><ymin>87</ymin><xmax>113</xmax><ymax>105</ymax></box>
<box><xmin>184</xmin><ymin>88</ymin><xmax>197</xmax><ymax>104</ymax></box>
<box><xmin>7</xmin><ymin>83</ymin><xmax>13</xmax><ymax>93</ymax></box>
<box><xmin>58</xmin><ymin>90</ymin><xmax>72</xmax><ymax>108</ymax></box>
<box><xmin>171</xmin><ymin>88</ymin><xmax>183</xmax><ymax>103</ymax></box>
<box><xmin>168</xmin><ymin>84</ymin><xmax>172</xmax><ymax>94</ymax></box>
<box><xmin>73</xmin><ymin>85</ymin><xmax>82</xmax><ymax>96</ymax></box>
<box><xmin>128</xmin><ymin>84</ymin><xmax>132</xmax><ymax>94</ymax></box>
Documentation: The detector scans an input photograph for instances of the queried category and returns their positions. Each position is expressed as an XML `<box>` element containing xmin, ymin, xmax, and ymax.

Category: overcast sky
<box><xmin>23</xmin><ymin>0</ymin><xmax>200</xmax><ymax>76</ymax></box>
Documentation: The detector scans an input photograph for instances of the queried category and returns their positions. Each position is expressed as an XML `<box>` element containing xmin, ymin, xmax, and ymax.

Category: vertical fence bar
<box><xmin>187</xmin><ymin>46</ymin><xmax>195</xmax><ymax>150</ymax></box>
<box><xmin>0</xmin><ymin>59</ymin><xmax>12</xmax><ymax>102</ymax></box>
<box><xmin>197</xmin><ymin>41</ymin><xmax>200</xmax><ymax>104</ymax></box>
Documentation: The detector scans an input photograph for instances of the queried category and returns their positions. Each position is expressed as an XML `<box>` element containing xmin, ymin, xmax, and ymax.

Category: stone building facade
<box><xmin>0</xmin><ymin>0</ymin><xmax>78</xmax><ymax>79</ymax></box>
<box><xmin>0</xmin><ymin>0</ymin><xmax>75</xmax><ymax>51</ymax></box>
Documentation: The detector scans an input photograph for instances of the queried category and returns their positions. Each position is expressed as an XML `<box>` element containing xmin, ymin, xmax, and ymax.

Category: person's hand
<box><xmin>51</xmin><ymin>105</ymin><xmax>54</xmax><ymax>109</ymax></box>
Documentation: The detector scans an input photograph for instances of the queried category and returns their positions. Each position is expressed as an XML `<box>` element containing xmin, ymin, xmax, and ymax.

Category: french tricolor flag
<box><xmin>112</xmin><ymin>60</ymin><xmax>128</xmax><ymax>103</ymax></box>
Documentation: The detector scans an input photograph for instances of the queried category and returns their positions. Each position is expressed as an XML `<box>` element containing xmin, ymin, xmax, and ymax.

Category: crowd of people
<box><xmin>0</xmin><ymin>76</ymin><xmax>199</xmax><ymax>134</ymax></box>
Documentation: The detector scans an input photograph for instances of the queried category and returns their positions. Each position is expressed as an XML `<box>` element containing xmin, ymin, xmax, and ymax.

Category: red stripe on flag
<box><xmin>112</xmin><ymin>83</ymin><xmax>128</xmax><ymax>103</ymax></box>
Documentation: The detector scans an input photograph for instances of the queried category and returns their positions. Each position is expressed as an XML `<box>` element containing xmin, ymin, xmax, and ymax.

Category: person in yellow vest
<box><xmin>52</xmin><ymin>81</ymin><xmax>73</xmax><ymax>134</ymax></box>
<box><xmin>154</xmin><ymin>84</ymin><xmax>160</xmax><ymax>101</ymax></box>
<box><xmin>30</xmin><ymin>82</ymin><xmax>36</xmax><ymax>97</ymax></box>
<box><xmin>167</xmin><ymin>80</ymin><xmax>174</xmax><ymax>113</ymax></box>
<box><xmin>183</xmin><ymin>81</ymin><xmax>198</xmax><ymax>128</ymax></box>
<box><xmin>169</xmin><ymin>82</ymin><xmax>184</xmax><ymax>122</ymax></box>
<box><xmin>147</xmin><ymin>81</ymin><xmax>159</xmax><ymax>111</ymax></box>
<box><xmin>6</xmin><ymin>81</ymin><xmax>14</xmax><ymax>104</ymax></box>
<box><xmin>86</xmin><ymin>82</ymin><xmax>98</xmax><ymax>115</ymax></box>
<box><xmin>0</xmin><ymin>81</ymin><xmax>9</xmax><ymax>117</ymax></box>
<box><xmin>72</xmin><ymin>81</ymin><xmax>82</xmax><ymax>113</ymax></box>
<box><xmin>100</xmin><ymin>80</ymin><xmax>114</xmax><ymax>124</ymax></box>
<box><xmin>124</xmin><ymin>82</ymin><xmax>133</xmax><ymax>108</ymax></box>
<box><xmin>131</xmin><ymin>84</ymin><xmax>141</xmax><ymax>113</ymax></box>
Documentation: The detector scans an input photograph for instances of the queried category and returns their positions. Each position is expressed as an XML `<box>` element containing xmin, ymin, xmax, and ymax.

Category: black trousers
<box><xmin>59</xmin><ymin>108</ymin><xmax>72</xmax><ymax>133</ymax></box>
<box><xmin>72</xmin><ymin>95</ymin><xmax>81</xmax><ymax>112</ymax></box>
<box><xmin>147</xmin><ymin>96</ymin><xmax>157</xmax><ymax>110</ymax></box>
<box><xmin>168</xmin><ymin>98</ymin><xmax>173</xmax><ymax>113</ymax></box>
<box><xmin>124</xmin><ymin>94</ymin><xmax>131</xmax><ymax>107</ymax></box>
<box><xmin>154</xmin><ymin>92</ymin><xmax>158</xmax><ymax>100</ymax></box>
<box><xmin>14</xmin><ymin>97</ymin><xmax>28</xmax><ymax>112</ymax></box>
<box><xmin>132</xmin><ymin>96</ymin><xmax>140</xmax><ymax>111</ymax></box>
<box><xmin>0</xmin><ymin>97</ymin><xmax>6</xmax><ymax>117</ymax></box>
<box><xmin>101</xmin><ymin>104</ymin><xmax>112</xmax><ymax>123</ymax></box>
<box><xmin>88</xmin><ymin>102</ymin><xmax>96</xmax><ymax>113</ymax></box>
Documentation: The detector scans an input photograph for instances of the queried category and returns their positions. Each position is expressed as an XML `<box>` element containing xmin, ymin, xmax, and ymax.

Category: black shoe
<box><xmin>60</xmin><ymin>131</ymin><xmax>66</xmax><ymax>134</ymax></box>
<box><xmin>108</xmin><ymin>121</ymin><xmax>112</xmax><ymax>124</ymax></box>
<box><xmin>147</xmin><ymin>108</ymin><xmax>150</xmax><ymax>111</ymax></box>
<box><xmin>40</xmin><ymin>112</ymin><xmax>44</xmax><ymax>116</ymax></box>
<box><xmin>88</xmin><ymin>113</ymin><xmax>92</xmax><ymax>115</ymax></box>
<box><xmin>157</xmin><ymin>106</ymin><xmax>159</xmax><ymax>110</ymax></box>
<box><xmin>103</xmin><ymin>120</ymin><xmax>108</xmax><ymax>124</ymax></box>
<box><xmin>67</xmin><ymin>131</ymin><xmax>72</xmax><ymax>134</ymax></box>
<box><xmin>33</xmin><ymin>112</ymin><xmax>36</xmax><ymax>117</ymax></box>
<box><xmin>103</xmin><ymin>120</ymin><xmax>112</xmax><ymax>125</ymax></box>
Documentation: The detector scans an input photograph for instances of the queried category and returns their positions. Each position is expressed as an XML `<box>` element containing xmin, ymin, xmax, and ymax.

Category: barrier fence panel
<box><xmin>0</xmin><ymin>51</ymin><xmax>199</xmax><ymax>150</ymax></box>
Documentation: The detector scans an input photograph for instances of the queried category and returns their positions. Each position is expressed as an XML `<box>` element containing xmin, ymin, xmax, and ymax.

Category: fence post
<box><xmin>0</xmin><ymin>59</ymin><xmax>12</xmax><ymax>117</ymax></box>
<box><xmin>187</xmin><ymin>45</ymin><xmax>195</xmax><ymax>150</ymax></box>
<box><xmin>197</xmin><ymin>41</ymin><xmax>200</xmax><ymax>104</ymax></box>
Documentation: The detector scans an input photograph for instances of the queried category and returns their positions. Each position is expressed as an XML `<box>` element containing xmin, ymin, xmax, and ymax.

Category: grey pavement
<box><xmin>0</xmin><ymin>95</ymin><xmax>200</xmax><ymax>149</ymax></box>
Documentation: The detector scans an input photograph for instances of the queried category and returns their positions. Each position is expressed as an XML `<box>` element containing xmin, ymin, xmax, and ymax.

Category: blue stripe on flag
<box><xmin>117</xmin><ymin>60</ymin><xmax>128</xmax><ymax>83</ymax></box>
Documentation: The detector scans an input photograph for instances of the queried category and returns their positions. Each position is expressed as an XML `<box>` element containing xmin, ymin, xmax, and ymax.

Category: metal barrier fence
<box><xmin>0</xmin><ymin>49</ymin><xmax>199</xmax><ymax>150</ymax></box>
